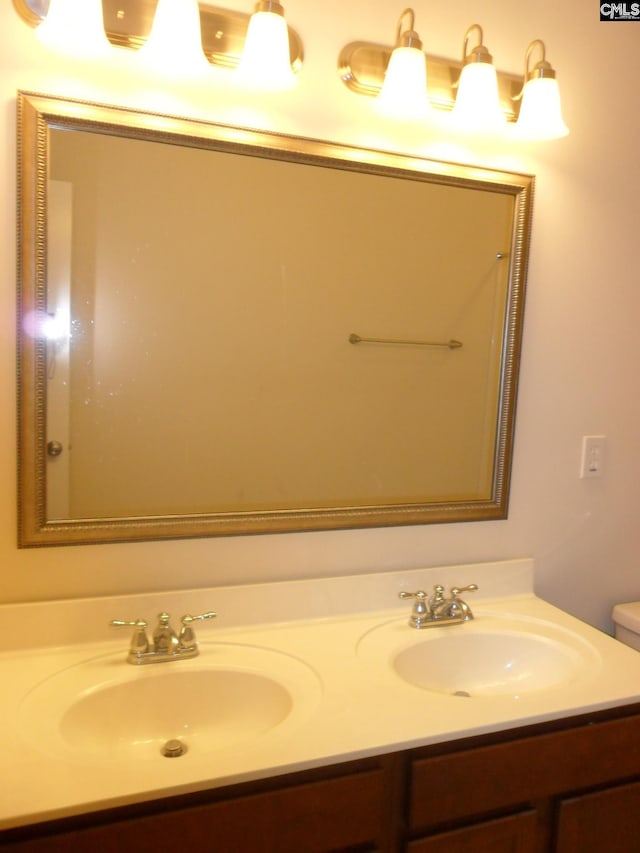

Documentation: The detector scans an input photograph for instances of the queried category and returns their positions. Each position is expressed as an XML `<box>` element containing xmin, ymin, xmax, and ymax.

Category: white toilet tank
<box><xmin>612</xmin><ymin>601</ymin><xmax>640</xmax><ymax>651</ymax></box>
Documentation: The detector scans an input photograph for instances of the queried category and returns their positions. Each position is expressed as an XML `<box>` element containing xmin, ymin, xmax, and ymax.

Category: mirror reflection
<box><xmin>17</xmin><ymin>92</ymin><xmax>533</xmax><ymax>545</ymax></box>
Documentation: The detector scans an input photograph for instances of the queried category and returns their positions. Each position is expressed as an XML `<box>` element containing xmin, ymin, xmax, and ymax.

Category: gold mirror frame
<box><xmin>17</xmin><ymin>91</ymin><xmax>534</xmax><ymax>546</ymax></box>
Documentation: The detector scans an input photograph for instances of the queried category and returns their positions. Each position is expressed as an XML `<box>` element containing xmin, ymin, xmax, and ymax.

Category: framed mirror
<box><xmin>17</xmin><ymin>91</ymin><xmax>533</xmax><ymax>546</ymax></box>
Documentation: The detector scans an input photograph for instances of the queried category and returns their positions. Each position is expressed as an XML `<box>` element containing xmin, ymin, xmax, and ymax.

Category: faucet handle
<box><xmin>398</xmin><ymin>590</ymin><xmax>427</xmax><ymax>601</ymax></box>
<box><xmin>181</xmin><ymin>611</ymin><xmax>217</xmax><ymax>624</ymax></box>
<box><xmin>450</xmin><ymin>584</ymin><xmax>479</xmax><ymax>598</ymax></box>
<box><xmin>399</xmin><ymin>591</ymin><xmax>430</xmax><ymax>628</ymax></box>
<box><xmin>178</xmin><ymin>611</ymin><xmax>217</xmax><ymax>653</ymax></box>
<box><xmin>110</xmin><ymin>618</ymin><xmax>148</xmax><ymax>627</ymax></box>
<box><xmin>109</xmin><ymin>619</ymin><xmax>149</xmax><ymax>656</ymax></box>
<box><xmin>446</xmin><ymin>584</ymin><xmax>478</xmax><ymax>621</ymax></box>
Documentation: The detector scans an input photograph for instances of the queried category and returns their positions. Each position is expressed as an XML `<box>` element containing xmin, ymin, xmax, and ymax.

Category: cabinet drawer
<box><xmin>409</xmin><ymin>715</ymin><xmax>640</xmax><ymax>829</ymax></box>
<box><xmin>407</xmin><ymin>809</ymin><xmax>539</xmax><ymax>853</ymax></box>
<box><xmin>3</xmin><ymin>768</ymin><xmax>388</xmax><ymax>853</ymax></box>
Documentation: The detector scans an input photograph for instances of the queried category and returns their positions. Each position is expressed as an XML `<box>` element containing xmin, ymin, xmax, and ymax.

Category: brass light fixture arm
<box><xmin>393</xmin><ymin>8</ymin><xmax>422</xmax><ymax>50</ymax></box>
<box><xmin>461</xmin><ymin>23</ymin><xmax>490</xmax><ymax>65</ymax></box>
<box><xmin>513</xmin><ymin>39</ymin><xmax>556</xmax><ymax>101</ymax></box>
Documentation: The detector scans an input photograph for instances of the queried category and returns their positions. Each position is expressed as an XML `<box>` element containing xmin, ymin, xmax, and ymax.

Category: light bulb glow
<box><xmin>22</xmin><ymin>309</ymin><xmax>70</xmax><ymax>342</ymax></box>
<box><xmin>377</xmin><ymin>46</ymin><xmax>429</xmax><ymax>119</ymax></box>
<box><xmin>237</xmin><ymin>11</ymin><xmax>296</xmax><ymax>91</ymax></box>
<box><xmin>452</xmin><ymin>62</ymin><xmax>505</xmax><ymax>130</ymax></box>
<box><xmin>36</xmin><ymin>0</ymin><xmax>110</xmax><ymax>57</ymax></box>
<box><xmin>516</xmin><ymin>77</ymin><xmax>569</xmax><ymax>140</ymax></box>
<box><xmin>42</xmin><ymin>311</ymin><xmax>70</xmax><ymax>343</ymax></box>
<box><xmin>139</xmin><ymin>0</ymin><xmax>207</xmax><ymax>74</ymax></box>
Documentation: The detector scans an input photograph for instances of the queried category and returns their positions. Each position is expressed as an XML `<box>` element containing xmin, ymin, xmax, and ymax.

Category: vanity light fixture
<box><xmin>237</xmin><ymin>0</ymin><xmax>297</xmax><ymax>90</ymax></box>
<box><xmin>451</xmin><ymin>24</ymin><xmax>505</xmax><ymax>130</ymax></box>
<box><xmin>14</xmin><ymin>0</ymin><xmax>304</xmax><ymax>84</ymax></box>
<box><xmin>15</xmin><ymin>1</ymin><xmax>567</xmax><ymax>136</ymax></box>
<box><xmin>339</xmin><ymin>17</ymin><xmax>519</xmax><ymax>123</ymax></box>
<box><xmin>338</xmin><ymin>14</ymin><xmax>568</xmax><ymax>138</ymax></box>
<box><xmin>514</xmin><ymin>39</ymin><xmax>569</xmax><ymax>140</ymax></box>
<box><xmin>377</xmin><ymin>8</ymin><xmax>429</xmax><ymax>119</ymax></box>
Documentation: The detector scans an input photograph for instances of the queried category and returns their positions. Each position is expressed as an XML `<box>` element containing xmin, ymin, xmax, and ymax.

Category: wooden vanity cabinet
<box><xmin>3</xmin><ymin>704</ymin><xmax>640</xmax><ymax>853</ymax></box>
<box><xmin>406</xmin><ymin>704</ymin><xmax>640</xmax><ymax>852</ymax></box>
<box><xmin>0</xmin><ymin>756</ymin><xmax>402</xmax><ymax>853</ymax></box>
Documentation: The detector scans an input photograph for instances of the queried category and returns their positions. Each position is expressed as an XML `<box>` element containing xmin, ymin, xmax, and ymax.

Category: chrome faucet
<box><xmin>110</xmin><ymin>610</ymin><xmax>216</xmax><ymax>664</ymax></box>
<box><xmin>399</xmin><ymin>584</ymin><xmax>478</xmax><ymax>629</ymax></box>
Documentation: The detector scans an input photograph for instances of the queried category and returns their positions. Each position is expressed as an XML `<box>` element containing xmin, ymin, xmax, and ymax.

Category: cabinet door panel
<box><xmin>407</xmin><ymin>810</ymin><xmax>539</xmax><ymax>853</ymax></box>
<box><xmin>410</xmin><ymin>715</ymin><xmax>640</xmax><ymax>829</ymax></box>
<box><xmin>556</xmin><ymin>780</ymin><xmax>640</xmax><ymax>853</ymax></box>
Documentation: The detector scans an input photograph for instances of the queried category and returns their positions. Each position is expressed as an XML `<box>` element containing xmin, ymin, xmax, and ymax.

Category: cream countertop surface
<box><xmin>2</xmin><ymin>557</ymin><xmax>640</xmax><ymax>830</ymax></box>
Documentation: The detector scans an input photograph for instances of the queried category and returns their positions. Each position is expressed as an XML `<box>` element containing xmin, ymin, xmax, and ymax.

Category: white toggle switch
<box><xmin>580</xmin><ymin>435</ymin><xmax>607</xmax><ymax>479</ymax></box>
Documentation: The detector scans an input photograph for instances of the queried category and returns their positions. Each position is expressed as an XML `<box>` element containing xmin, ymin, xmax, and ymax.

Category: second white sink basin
<box><xmin>394</xmin><ymin>630</ymin><xmax>591</xmax><ymax>697</ymax></box>
<box><xmin>19</xmin><ymin>643</ymin><xmax>322</xmax><ymax>762</ymax></box>
<box><xmin>358</xmin><ymin>612</ymin><xmax>602</xmax><ymax>699</ymax></box>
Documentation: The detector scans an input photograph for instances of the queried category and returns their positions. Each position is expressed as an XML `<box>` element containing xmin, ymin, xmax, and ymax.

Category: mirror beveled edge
<box><xmin>16</xmin><ymin>90</ymin><xmax>534</xmax><ymax>547</ymax></box>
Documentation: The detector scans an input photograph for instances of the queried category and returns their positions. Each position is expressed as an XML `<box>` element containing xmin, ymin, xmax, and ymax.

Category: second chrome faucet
<box><xmin>110</xmin><ymin>610</ymin><xmax>216</xmax><ymax>664</ymax></box>
<box><xmin>399</xmin><ymin>584</ymin><xmax>478</xmax><ymax>629</ymax></box>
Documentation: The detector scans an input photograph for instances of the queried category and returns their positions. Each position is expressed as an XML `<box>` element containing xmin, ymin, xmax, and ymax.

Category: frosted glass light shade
<box><xmin>516</xmin><ymin>77</ymin><xmax>569</xmax><ymax>140</ymax></box>
<box><xmin>139</xmin><ymin>0</ymin><xmax>207</xmax><ymax>73</ymax></box>
<box><xmin>377</xmin><ymin>46</ymin><xmax>429</xmax><ymax>119</ymax></box>
<box><xmin>237</xmin><ymin>10</ymin><xmax>296</xmax><ymax>90</ymax></box>
<box><xmin>36</xmin><ymin>0</ymin><xmax>110</xmax><ymax>57</ymax></box>
<box><xmin>452</xmin><ymin>62</ymin><xmax>505</xmax><ymax>130</ymax></box>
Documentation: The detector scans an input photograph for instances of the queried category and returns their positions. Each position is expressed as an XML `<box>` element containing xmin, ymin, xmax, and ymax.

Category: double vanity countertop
<box><xmin>2</xmin><ymin>557</ymin><xmax>640</xmax><ymax>831</ymax></box>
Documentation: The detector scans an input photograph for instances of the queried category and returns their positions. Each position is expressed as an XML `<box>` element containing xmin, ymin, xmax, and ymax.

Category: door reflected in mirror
<box><xmin>17</xmin><ymin>92</ymin><xmax>533</xmax><ymax>545</ymax></box>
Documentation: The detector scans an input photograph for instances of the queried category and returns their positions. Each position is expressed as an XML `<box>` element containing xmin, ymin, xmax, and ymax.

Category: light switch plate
<box><xmin>580</xmin><ymin>435</ymin><xmax>607</xmax><ymax>479</ymax></box>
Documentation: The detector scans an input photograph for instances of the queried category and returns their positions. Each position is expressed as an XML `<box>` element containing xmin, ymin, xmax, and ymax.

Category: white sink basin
<box><xmin>394</xmin><ymin>630</ymin><xmax>590</xmax><ymax>697</ymax></box>
<box><xmin>19</xmin><ymin>643</ymin><xmax>322</xmax><ymax>761</ymax></box>
<box><xmin>358</xmin><ymin>613</ymin><xmax>601</xmax><ymax>699</ymax></box>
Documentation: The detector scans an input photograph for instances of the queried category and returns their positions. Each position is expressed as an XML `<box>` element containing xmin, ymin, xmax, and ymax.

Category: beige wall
<box><xmin>2</xmin><ymin>0</ymin><xmax>639</xmax><ymax>633</ymax></box>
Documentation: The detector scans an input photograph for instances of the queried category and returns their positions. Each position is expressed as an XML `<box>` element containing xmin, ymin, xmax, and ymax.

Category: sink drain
<box><xmin>162</xmin><ymin>739</ymin><xmax>188</xmax><ymax>758</ymax></box>
<box><xmin>452</xmin><ymin>690</ymin><xmax>472</xmax><ymax>698</ymax></box>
